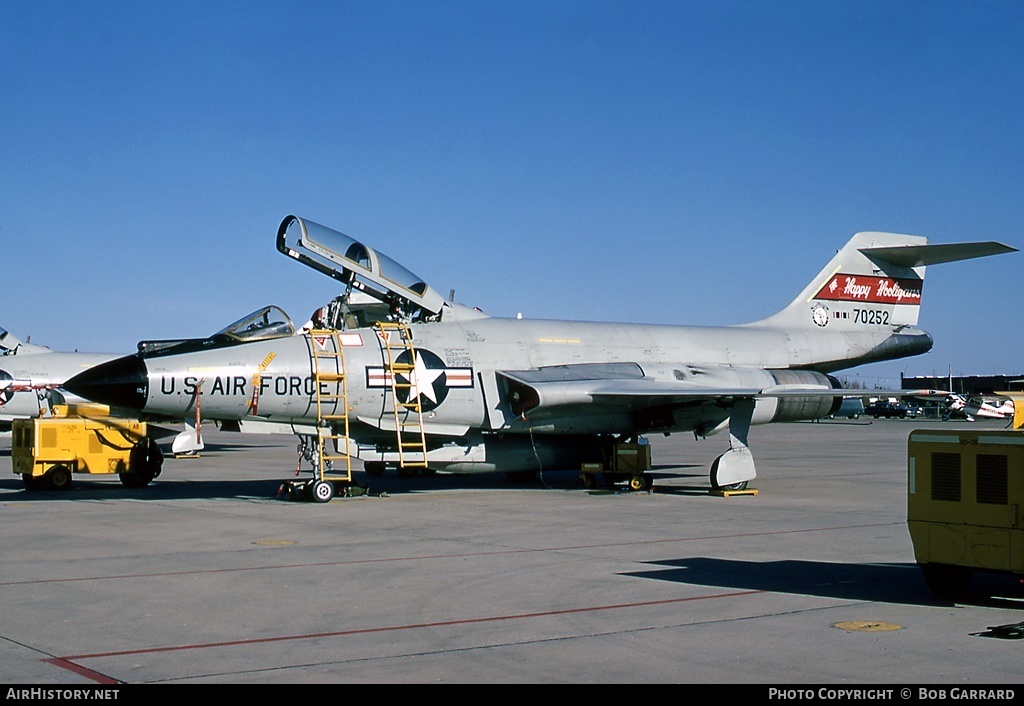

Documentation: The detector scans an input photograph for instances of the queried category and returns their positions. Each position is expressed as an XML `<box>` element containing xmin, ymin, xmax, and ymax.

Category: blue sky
<box><xmin>2</xmin><ymin>1</ymin><xmax>1021</xmax><ymax>388</ymax></box>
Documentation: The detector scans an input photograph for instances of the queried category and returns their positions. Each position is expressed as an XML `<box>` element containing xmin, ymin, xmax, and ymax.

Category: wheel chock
<box><xmin>709</xmin><ymin>488</ymin><xmax>759</xmax><ymax>498</ymax></box>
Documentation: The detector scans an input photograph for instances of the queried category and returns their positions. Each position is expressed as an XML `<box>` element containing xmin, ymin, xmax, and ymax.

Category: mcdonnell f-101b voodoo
<box><xmin>64</xmin><ymin>215</ymin><xmax>1016</xmax><ymax>500</ymax></box>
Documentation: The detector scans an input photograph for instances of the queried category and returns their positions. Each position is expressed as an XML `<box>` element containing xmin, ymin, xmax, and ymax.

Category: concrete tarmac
<box><xmin>2</xmin><ymin>417</ymin><xmax>1023</xmax><ymax>685</ymax></box>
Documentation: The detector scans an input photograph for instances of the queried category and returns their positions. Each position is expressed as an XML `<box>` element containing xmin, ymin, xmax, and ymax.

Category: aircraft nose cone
<box><xmin>64</xmin><ymin>354</ymin><xmax>149</xmax><ymax>410</ymax></box>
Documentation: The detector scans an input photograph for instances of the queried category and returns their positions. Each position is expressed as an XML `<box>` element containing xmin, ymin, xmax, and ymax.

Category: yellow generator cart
<box><xmin>580</xmin><ymin>440</ymin><xmax>653</xmax><ymax>491</ymax></box>
<box><xmin>907</xmin><ymin>427</ymin><xmax>1024</xmax><ymax>598</ymax></box>
<box><xmin>12</xmin><ymin>404</ymin><xmax>163</xmax><ymax>491</ymax></box>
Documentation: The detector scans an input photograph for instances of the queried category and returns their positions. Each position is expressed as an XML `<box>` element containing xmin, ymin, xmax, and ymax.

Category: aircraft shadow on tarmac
<box><xmin>0</xmin><ymin>465</ymin><xmax>712</xmax><ymax>502</ymax></box>
<box><xmin>626</xmin><ymin>556</ymin><xmax>1024</xmax><ymax>609</ymax></box>
<box><xmin>0</xmin><ymin>477</ymin><xmax>291</xmax><ymax>502</ymax></box>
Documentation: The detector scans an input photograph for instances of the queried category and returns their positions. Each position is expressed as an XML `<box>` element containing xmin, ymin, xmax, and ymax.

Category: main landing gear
<box><xmin>708</xmin><ymin>398</ymin><xmax>757</xmax><ymax>493</ymax></box>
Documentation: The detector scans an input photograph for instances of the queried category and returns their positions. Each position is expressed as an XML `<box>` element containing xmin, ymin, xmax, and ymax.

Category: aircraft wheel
<box><xmin>396</xmin><ymin>465</ymin><xmax>418</xmax><ymax>478</ymax></box>
<box><xmin>364</xmin><ymin>462</ymin><xmax>386</xmax><ymax>477</ymax></box>
<box><xmin>711</xmin><ymin>468</ymin><xmax>747</xmax><ymax>491</ymax></box>
<box><xmin>628</xmin><ymin>475</ymin><xmax>647</xmax><ymax>492</ymax></box>
<box><xmin>310</xmin><ymin>480</ymin><xmax>335</xmax><ymax>503</ymax></box>
<box><xmin>710</xmin><ymin>462</ymin><xmax>749</xmax><ymax>492</ymax></box>
<box><xmin>46</xmin><ymin>465</ymin><xmax>73</xmax><ymax>491</ymax></box>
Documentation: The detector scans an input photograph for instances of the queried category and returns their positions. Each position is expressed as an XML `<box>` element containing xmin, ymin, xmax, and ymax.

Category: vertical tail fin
<box><xmin>0</xmin><ymin>328</ymin><xmax>51</xmax><ymax>355</ymax></box>
<box><xmin>753</xmin><ymin>232</ymin><xmax>1015</xmax><ymax>331</ymax></box>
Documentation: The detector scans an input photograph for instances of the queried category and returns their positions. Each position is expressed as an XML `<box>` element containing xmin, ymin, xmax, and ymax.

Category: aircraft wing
<box><xmin>498</xmin><ymin>364</ymin><xmax>942</xmax><ymax>419</ymax></box>
<box><xmin>499</xmin><ymin>364</ymin><xmax>793</xmax><ymax>419</ymax></box>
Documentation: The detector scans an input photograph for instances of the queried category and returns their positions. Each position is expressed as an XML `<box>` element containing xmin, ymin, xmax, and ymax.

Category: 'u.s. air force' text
<box><xmin>160</xmin><ymin>375</ymin><xmax>330</xmax><ymax>397</ymax></box>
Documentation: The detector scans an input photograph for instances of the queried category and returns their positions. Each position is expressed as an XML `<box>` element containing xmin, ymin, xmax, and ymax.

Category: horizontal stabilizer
<box><xmin>860</xmin><ymin>241</ymin><xmax>1017</xmax><ymax>267</ymax></box>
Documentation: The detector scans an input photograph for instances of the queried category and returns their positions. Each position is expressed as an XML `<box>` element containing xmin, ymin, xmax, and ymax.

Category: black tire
<box><xmin>46</xmin><ymin>465</ymin><xmax>73</xmax><ymax>491</ymax></box>
<box><xmin>122</xmin><ymin>438</ymin><xmax>164</xmax><ymax>488</ymax></box>
<box><xmin>310</xmin><ymin>480</ymin><xmax>334</xmax><ymax>503</ymax></box>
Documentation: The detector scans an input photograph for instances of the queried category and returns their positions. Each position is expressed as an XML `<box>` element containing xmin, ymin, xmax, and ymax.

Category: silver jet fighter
<box><xmin>0</xmin><ymin>327</ymin><xmax>118</xmax><ymax>430</ymax></box>
<box><xmin>65</xmin><ymin>215</ymin><xmax>1017</xmax><ymax>490</ymax></box>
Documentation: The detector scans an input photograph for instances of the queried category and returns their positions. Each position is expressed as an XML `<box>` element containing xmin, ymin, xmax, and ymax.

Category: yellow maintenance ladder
<box><xmin>304</xmin><ymin>329</ymin><xmax>353</xmax><ymax>501</ymax></box>
<box><xmin>375</xmin><ymin>321</ymin><xmax>428</xmax><ymax>469</ymax></box>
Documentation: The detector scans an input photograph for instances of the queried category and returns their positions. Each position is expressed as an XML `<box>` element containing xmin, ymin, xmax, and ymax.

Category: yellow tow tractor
<box><xmin>12</xmin><ymin>403</ymin><xmax>163</xmax><ymax>491</ymax></box>
<box><xmin>907</xmin><ymin>392</ymin><xmax>1024</xmax><ymax>598</ymax></box>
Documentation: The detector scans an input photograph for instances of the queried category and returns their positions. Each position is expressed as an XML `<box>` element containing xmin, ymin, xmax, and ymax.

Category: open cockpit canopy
<box><xmin>277</xmin><ymin>215</ymin><xmax>445</xmax><ymax>319</ymax></box>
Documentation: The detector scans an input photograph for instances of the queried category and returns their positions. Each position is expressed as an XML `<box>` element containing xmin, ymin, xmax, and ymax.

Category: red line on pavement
<box><xmin>58</xmin><ymin>589</ymin><xmax>761</xmax><ymax>669</ymax></box>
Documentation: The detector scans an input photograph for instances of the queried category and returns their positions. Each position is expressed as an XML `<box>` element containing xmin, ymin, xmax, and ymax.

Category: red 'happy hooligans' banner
<box><xmin>814</xmin><ymin>274</ymin><xmax>922</xmax><ymax>305</ymax></box>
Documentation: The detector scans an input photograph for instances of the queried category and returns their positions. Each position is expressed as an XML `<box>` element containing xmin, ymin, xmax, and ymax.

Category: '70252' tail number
<box><xmin>853</xmin><ymin>308</ymin><xmax>890</xmax><ymax>325</ymax></box>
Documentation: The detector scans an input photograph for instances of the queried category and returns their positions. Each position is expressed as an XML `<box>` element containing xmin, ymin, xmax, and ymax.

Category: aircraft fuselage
<box><xmin>130</xmin><ymin>316</ymin><xmax>931</xmax><ymax>437</ymax></box>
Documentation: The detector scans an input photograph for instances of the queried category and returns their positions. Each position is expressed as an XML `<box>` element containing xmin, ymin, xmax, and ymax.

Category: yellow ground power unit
<box><xmin>12</xmin><ymin>404</ymin><xmax>163</xmax><ymax>491</ymax></box>
<box><xmin>907</xmin><ymin>426</ymin><xmax>1024</xmax><ymax>598</ymax></box>
<box><xmin>580</xmin><ymin>440</ymin><xmax>653</xmax><ymax>491</ymax></box>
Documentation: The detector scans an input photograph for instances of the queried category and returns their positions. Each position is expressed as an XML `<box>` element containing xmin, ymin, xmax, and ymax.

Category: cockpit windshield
<box><xmin>277</xmin><ymin>215</ymin><xmax>445</xmax><ymax>317</ymax></box>
<box><xmin>137</xmin><ymin>306</ymin><xmax>297</xmax><ymax>358</ymax></box>
<box><xmin>216</xmin><ymin>306</ymin><xmax>296</xmax><ymax>342</ymax></box>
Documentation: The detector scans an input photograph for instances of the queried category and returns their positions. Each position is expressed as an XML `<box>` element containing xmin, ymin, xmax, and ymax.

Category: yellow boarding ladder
<box><xmin>308</xmin><ymin>329</ymin><xmax>352</xmax><ymax>483</ymax></box>
<box><xmin>375</xmin><ymin>321</ymin><xmax>428</xmax><ymax>468</ymax></box>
